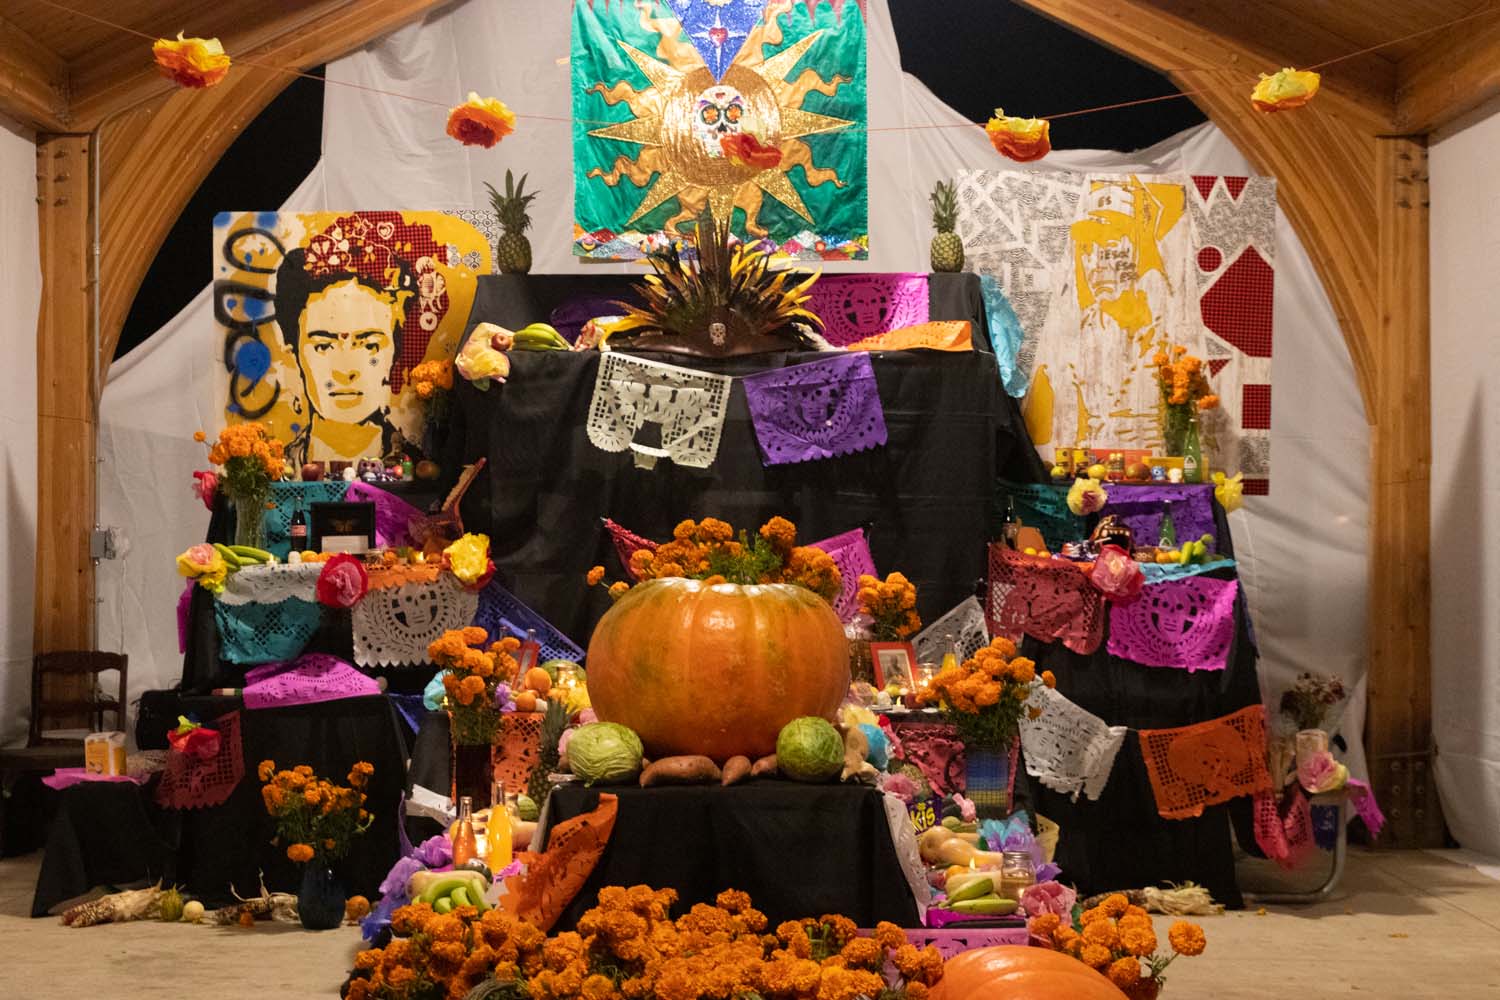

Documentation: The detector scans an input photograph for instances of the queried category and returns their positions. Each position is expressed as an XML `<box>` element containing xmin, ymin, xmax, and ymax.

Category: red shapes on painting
<box><xmin>1224</xmin><ymin>176</ymin><xmax>1248</xmax><ymax>199</ymax></box>
<box><xmin>1241</xmin><ymin>384</ymin><xmax>1271</xmax><ymax>430</ymax></box>
<box><xmin>1191</xmin><ymin>175</ymin><xmax>1250</xmax><ymax>201</ymax></box>
<box><xmin>1197</xmin><ymin>246</ymin><xmax>1223</xmax><ymax>272</ymax></box>
<box><xmin>1200</xmin><ymin>246</ymin><xmax>1273</xmax><ymax>358</ymax></box>
<box><xmin>1208</xmin><ymin>358</ymin><xmax>1230</xmax><ymax>377</ymax></box>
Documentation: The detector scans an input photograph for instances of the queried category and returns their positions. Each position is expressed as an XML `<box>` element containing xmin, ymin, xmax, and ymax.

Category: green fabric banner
<box><xmin>571</xmin><ymin>1</ymin><xmax>867</xmax><ymax>260</ymax></box>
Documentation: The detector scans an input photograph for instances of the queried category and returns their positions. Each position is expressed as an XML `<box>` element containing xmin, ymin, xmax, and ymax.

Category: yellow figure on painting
<box><xmin>296</xmin><ymin>280</ymin><xmax>403</xmax><ymax>459</ymax></box>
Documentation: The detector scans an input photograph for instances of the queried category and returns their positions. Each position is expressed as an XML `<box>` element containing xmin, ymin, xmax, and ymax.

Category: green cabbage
<box><xmin>776</xmin><ymin>717</ymin><xmax>844</xmax><ymax>783</ymax></box>
<box><xmin>567</xmin><ymin>722</ymin><xmax>644</xmax><ymax>785</ymax></box>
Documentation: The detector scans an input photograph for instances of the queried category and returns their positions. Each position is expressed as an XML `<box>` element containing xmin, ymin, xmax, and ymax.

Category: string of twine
<box><xmin>34</xmin><ymin>0</ymin><xmax>1500</xmax><ymax>135</ymax></box>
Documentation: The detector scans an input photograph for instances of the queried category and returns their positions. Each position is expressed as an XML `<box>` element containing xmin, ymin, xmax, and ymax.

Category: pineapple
<box><xmin>485</xmin><ymin>170</ymin><xmax>538</xmax><ymax>274</ymax></box>
<box><xmin>929</xmin><ymin>180</ymin><xmax>964</xmax><ymax>273</ymax></box>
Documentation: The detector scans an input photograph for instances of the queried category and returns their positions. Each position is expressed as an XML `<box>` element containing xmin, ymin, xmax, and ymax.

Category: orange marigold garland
<box><xmin>985</xmin><ymin>108</ymin><xmax>1052</xmax><ymax>162</ymax></box>
<box><xmin>343</xmin><ymin>885</ymin><xmax>938</xmax><ymax>1000</ymax></box>
<box><xmin>1029</xmin><ymin>892</ymin><xmax>1207</xmax><ymax>999</ymax></box>
<box><xmin>152</xmin><ymin>33</ymin><xmax>231</xmax><ymax>89</ymax></box>
<box><xmin>446</xmin><ymin>92</ymin><xmax>517</xmax><ymax>148</ymax></box>
<box><xmin>1250</xmin><ymin>67</ymin><xmax>1321</xmax><ymax>113</ymax></box>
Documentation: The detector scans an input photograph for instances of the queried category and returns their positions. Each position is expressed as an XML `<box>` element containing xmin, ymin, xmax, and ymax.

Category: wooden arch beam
<box><xmin>1018</xmin><ymin>0</ymin><xmax>1437</xmax><ymax>844</ymax></box>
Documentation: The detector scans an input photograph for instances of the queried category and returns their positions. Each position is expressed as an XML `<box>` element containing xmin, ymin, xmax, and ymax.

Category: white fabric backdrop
<box><xmin>0</xmin><ymin>114</ymin><xmax>41</xmax><ymax>747</ymax></box>
<box><xmin>1429</xmin><ymin>96</ymin><xmax>1500</xmax><ymax>856</ymax></box>
<box><xmin>99</xmin><ymin>0</ymin><xmax>1370</xmax><ymax>781</ymax></box>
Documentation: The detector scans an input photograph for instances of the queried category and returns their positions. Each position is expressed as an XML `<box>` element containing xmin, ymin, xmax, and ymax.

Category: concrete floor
<box><xmin>1</xmin><ymin>849</ymin><xmax>1496</xmax><ymax>999</ymax></box>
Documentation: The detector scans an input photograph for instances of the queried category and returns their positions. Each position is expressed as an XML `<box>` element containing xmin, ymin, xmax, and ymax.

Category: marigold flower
<box><xmin>286</xmin><ymin>842</ymin><xmax>314</xmax><ymax>863</ymax></box>
<box><xmin>1079</xmin><ymin>942</ymin><xmax>1113</xmax><ymax>969</ymax></box>
<box><xmin>1169</xmin><ymin>920</ymin><xmax>1206</xmax><ymax>956</ymax></box>
<box><xmin>1041</xmin><ymin>669</ymin><xmax>1056</xmax><ymax>689</ymax></box>
<box><xmin>608</xmin><ymin>581</ymin><xmax>630</xmax><ymax>601</ymax></box>
<box><xmin>1108</xmin><ymin>957</ymin><xmax>1142</xmax><ymax>987</ymax></box>
<box><xmin>1029</xmin><ymin>913</ymin><xmax>1062</xmax><ymax>937</ymax></box>
<box><xmin>587</xmin><ymin>565</ymin><xmax>606</xmax><ymax>586</ymax></box>
<box><xmin>985</xmin><ymin>108</ymin><xmax>1051</xmax><ymax>162</ymax></box>
<box><xmin>447</xmin><ymin>92</ymin><xmax>516</xmax><ymax>148</ymax></box>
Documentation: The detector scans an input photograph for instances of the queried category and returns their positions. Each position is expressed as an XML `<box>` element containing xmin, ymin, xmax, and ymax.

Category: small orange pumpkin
<box><xmin>514</xmin><ymin>690</ymin><xmax>538</xmax><ymax>712</ymax></box>
<box><xmin>586</xmin><ymin>578</ymin><xmax>849</xmax><ymax>760</ymax></box>
<box><xmin>933</xmin><ymin>946</ymin><xmax>1128</xmax><ymax>1000</ymax></box>
<box><xmin>523</xmin><ymin>667</ymin><xmax>552</xmax><ymax>694</ymax></box>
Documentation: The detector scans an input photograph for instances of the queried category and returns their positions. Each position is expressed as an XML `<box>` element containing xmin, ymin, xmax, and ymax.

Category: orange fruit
<box><xmin>514</xmin><ymin>690</ymin><xmax>538</xmax><ymax>712</ymax></box>
<box><xmin>523</xmin><ymin>667</ymin><xmax>552</xmax><ymax>694</ymax></box>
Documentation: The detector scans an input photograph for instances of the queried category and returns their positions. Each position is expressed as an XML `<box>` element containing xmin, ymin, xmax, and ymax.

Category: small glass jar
<box><xmin>999</xmin><ymin>850</ymin><xmax>1037</xmax><ymax>901</ymax></box>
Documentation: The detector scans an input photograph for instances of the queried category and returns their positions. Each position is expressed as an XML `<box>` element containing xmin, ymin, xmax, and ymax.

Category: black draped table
<box><xmin>540</xmin><ymin>782</ymin><xmax>920</xmax><ymax>931</ymax></box>
<box><xmin>32</xmin><ymin>693</ymin><xmax>408</xmax><ymax>916</ymax></box>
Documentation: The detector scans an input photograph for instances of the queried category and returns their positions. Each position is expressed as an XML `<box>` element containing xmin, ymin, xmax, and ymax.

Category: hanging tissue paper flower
<box><xmin>446</xmin><ymin>92</ymin><xmax>517</xmax><ymax>148</ymax></box>
<box><xmin>152</xmin><ymin>33</ymin><xmax>232</xmax><ymax>89</ymax></box>
<box><xmin>1066</xmin><ymin>477</ymin><xmax>1108</xmax><ymax>516</ymax></box>
<box><xmin>1212</xmin><ymin>470</ymin><xmax>1244</xmax><ymax>514</ymax></box>
<box><xmin>190</xmin><ymin>470</ymin><xmax>219</xmax><ymax>511</ymax></box>
<box><xmin>985</xmin><ymin>108</ymin><xmax>1052</xmax><ymax>162</ymax></box>
<box><xmin>316</xmin><ymin>554</ymin><xmax>369</xmax><ymax>608</ymax></box>
<box><xmin>176</xmin><ymin>543</ymin><xmax>228</xmax><ymax>593</ymax></box>
<box><xmin>1251</xmin><ymin>68</ymin><xmax>1321</xmax><ymax>113</ymax></box>
<box><xmin>444</xmin><ymin>532</ymin><xmax>494</xmax><ymax>588</ymax></box>
<box><xmin>720</xmin><ymin>132</ymin><xmax>783</xmax><ymax>169</ymax></box>
<box><xmin>456</xmin><ymin>322</ymin><xmax>513</xmax><ymax>389</ymax></box>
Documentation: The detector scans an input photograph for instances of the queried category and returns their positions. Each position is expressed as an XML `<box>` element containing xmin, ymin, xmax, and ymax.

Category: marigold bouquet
<box><xmin>1152</xmin><ymin>345</ymin><xmax>1219</xmax><ymax>457</ymax></box>
<box><xmin>857</xmin><ymin>572</ymin><xmax>921</xmax><ymax>641</ymax></box>
<box><xmin>429</xmin><ymin>627</ymin><xmax>522</xmax><ymax>745</ymax></box>
<box><xmin>195</xmin><ymin>422</ymin><xmax>285</xmax><ymax>494</ymax></box>
<box><xmin>915</xmin><ymin>636</ymin><xmax>1054</xmax><ymax>748</ymax></box>
<box><xmin>1028</xmin><ymin>893</ymin><xmax>1206</xmax><ymax>999</ymax></box>
<box><xmin>258</xmin><ymin>759</ymin><xmax>373</xmax><ymax>866</ymax></box>
<box><xmin>588</xmin><ymin>516</ymin><xmax>842</xmax><ymax>605</ymax></box>
<box><xmin>409</xmin><ymin>358</ymin><xmax>455</xmax><ymax>428</ymax></box>
<box><xmin>344</xmin><ymin>884</ymin><xmax>943</xmax><ymax>1000</ymax></box>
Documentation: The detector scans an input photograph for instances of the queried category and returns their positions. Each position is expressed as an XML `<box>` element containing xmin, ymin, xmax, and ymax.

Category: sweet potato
<box><xmin>639</xmin><ymin>755</ymin><xmax>721</xmax><ymax>786</ymax></box>
<box><xmin>751</xmin><ymin>754</ymin><xmax>778</xmax><ymax>778</ymax></box>
<box><xmin>721</xmin><ymin>755</ymin><xmax>752</xmax><ymax>786</ymax></box>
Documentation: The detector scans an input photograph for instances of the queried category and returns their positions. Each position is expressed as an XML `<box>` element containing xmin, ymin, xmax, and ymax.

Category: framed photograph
<box><xmin>311</xmin><ymin>501</ymin><xmax>377</xmax><ymax>553</ymax></box>
<box><xmin>870</xmin><ymin>641</ymin><xmax>917</xmax><ymax>691</ymax></box>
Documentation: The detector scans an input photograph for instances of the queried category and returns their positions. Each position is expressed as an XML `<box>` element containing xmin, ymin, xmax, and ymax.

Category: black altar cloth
<box><xmin>1024</xmin><ymin>497</ymin><xmax>1260</xmax><ymax>909</ymax></box>
<box><xmin>541</xmin><ymin>782</ymin><xmax>920</xmax><ymax>930</ymax></box>
<box><xmin>32</xmin><ymin>693</ymin><xmax>409</xmax><ymax>915</ymax></box>
<box><xmin>443</xmin><ymin>271</ymin><xmax>1043</xmax><ymax>646</ymax></box>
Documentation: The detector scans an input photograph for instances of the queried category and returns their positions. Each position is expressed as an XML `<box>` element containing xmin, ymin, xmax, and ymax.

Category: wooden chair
<box><xmin>0</xmin><ymin>652</ymin><xmax>129</xmax><ymax>774</ymax></box>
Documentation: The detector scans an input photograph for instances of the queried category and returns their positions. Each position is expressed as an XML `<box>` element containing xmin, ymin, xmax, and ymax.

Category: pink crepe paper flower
<box><xmin>316</xmin><ymin>553</ymin><xmax>369</xmax><ymax>608</ymax></box>
<box><xmin>1091</xmin><ymin>544</ymin><xmax>1144</xmax><ymax>602</ymax></box>
<box><xmin>878</xmin><ymin>771</ymin><xmax>920</xmax><ymax>804</ymax></box>
<box><xmin>1020</xmin><ymin>879</ymin><xmax>1077</xmax><ymax>918</ymax></box>
<box><xmin>191</xmin><ymin>470</ymin><xmax>218</xmax><ymax>510</ymax></box>
<box><xmin>953</xmin><ymin>793</ymin><xmax>977</xmax><ymax>823</ymax></box>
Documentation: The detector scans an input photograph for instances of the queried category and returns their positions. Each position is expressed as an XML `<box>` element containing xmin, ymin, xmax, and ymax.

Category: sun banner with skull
<box><xmin>571</xmin><ymin>0</ymin><xmax>868</xmax><ymax>261</ymax></box>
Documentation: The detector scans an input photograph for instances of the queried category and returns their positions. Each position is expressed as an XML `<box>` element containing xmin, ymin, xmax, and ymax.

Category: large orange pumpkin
<box><xmin>586</xmin><ymin>578</ymin><xmax>849</xmax><ymax>760</ymax></box>
<box><xmin>933</xmin><ymin>946</ymin><xmax>1129</xmax><ymax>1000</ymax></box>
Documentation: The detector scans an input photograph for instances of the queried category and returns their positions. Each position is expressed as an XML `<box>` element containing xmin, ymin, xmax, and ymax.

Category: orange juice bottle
<box><xmin>451</xmin><ymin>795</ymin><xmax>478</xmax><ymax>867</ymax></box>
<box><xmin>487</xmin><ymin>781</ymin><xmax>513</xmax><ymax>871</ymax></box>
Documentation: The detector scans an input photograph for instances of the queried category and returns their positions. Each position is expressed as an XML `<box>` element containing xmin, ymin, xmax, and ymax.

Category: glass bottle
<box><xmin>1182</xmin><ymin>412</ymin><xmax>1203</xmax><ymax>484</ymax></box>
<box><xmin>451</xmin><ymin>795</ymin><xmax>478</xmax><ymax>867</ymax></box>
<box><xmin>940</xmin><ymin>634</ymin><xmax>959</xmax><ymax>674</ymax></box>
<box><xmin>288</xmin><ymin>501</ymin><xmax>308</xmax><ymax>552</ymax></box>
<box><xmin>486</xmin><ymin>780</ymin><xmax>513</xmax><ymax>872</ymax></box>
<box><xmin>999</xmin><ymin>850</ymin><xmax>1037</xmax><ymax>901</ymax></box>
<box><xmin>517</xmin><ymin>628</ymin><xmax>541</xmax><ymax>685</ymax></box>
<box><xmin>1158</xmin><ymin>501</ymin><xmax>1177</xmax><ymax>549</ymax></box>
<box><xmin>1001</xmin><ymin>496</ymin><xmax>1021</xmax><ymax>548</ymax></box>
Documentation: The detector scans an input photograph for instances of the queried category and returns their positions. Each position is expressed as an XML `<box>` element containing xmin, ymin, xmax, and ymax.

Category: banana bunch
<box><xmin>511</xmin><ymin>322</ymin><xmax>570</xmax><ymax>351</ymax></box>
<box><xmin>406</xmin><ymin>869</ymin><xmax>491</xmax><ymax>915</ymax></box>
<box><xmin>213</xmin><ymin>543</ymin><xmax>275</xmax><ymax>570</ymax></box>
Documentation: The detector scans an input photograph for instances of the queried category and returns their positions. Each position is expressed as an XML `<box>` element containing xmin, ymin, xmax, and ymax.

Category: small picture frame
<box><xmin>311</xmin><ymin>501</ymin><xmax>377</xmax><ymax>554</ymax></box>
<box><xmin>870</xmin><ymin>641</ymin><xmax>917</xmax><ymax>691</ymax></box>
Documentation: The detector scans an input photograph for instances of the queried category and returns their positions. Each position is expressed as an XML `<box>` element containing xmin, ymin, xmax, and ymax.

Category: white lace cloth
<box><xmin>352</xmin><ymin>575</ymin><xmax>479</xmax><ymax>668</ymax></box>
<box><xmin>586</xmin><ymin>353</ymin><xmax>733</xmax><ymax>469</ymax></box>
<box><xmin>881</xmin><ymin>791</ymin><xmax>933</xmax><ymax>918</ymax></box>
<box><xmin>217</xmin><ymin>563</ymin><xmax>322</xmax><ymax>606</ymax></box>
<box><xmin>913</xmin><ymin>597</ymin><xmax>990</xmax><ymax>665</ymax></box>
<box><xmin>1019</xmin><ymin>684</ymin><xmax>1129</xmax><ymax>802</ymax></box>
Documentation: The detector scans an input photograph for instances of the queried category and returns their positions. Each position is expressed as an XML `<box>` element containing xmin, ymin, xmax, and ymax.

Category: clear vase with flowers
<box><xmin>195</xmin><ymin>423</ymin><xmax>287</xmax><ymax>549</ymax></box>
